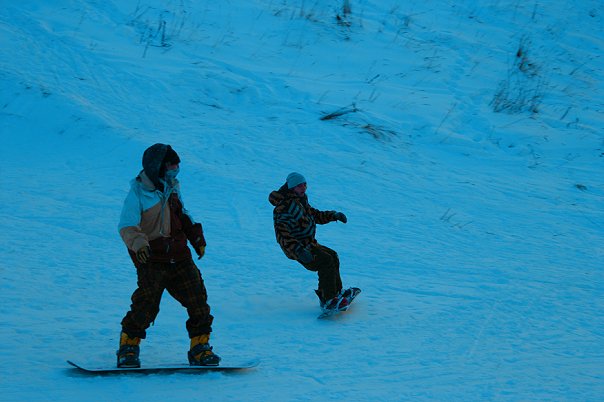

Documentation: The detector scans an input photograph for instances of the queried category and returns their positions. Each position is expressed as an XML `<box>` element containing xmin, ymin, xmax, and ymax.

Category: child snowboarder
<box><xmin>269</xmin><ymin>172</ymin><xmax>359</xmax><ymax>313</ymax></box>
<box><xmin>116</xmin><ymin>143</ymin><xmax>219</xmax><ymax>368</ymax></box>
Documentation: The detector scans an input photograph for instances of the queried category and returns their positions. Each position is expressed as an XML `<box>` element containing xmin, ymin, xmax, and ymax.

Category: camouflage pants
<box><xmin>121</xmin><ymin>258</ymin><xmax>213</xmax><ymax>339</ymax></box>
<box><xmin>301</xmin><ymin>244</ymin><xmax>343</xmax><ymax>301</ymax></box>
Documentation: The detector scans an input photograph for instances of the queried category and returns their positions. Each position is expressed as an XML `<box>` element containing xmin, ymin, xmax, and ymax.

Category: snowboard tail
<box><xmin>67</xmin><ymin>360</ymin><xmax>258</xmax><ymax>375</ymax></box>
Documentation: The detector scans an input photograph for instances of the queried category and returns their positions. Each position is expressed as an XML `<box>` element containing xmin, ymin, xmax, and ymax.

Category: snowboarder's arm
<box><xmin>310</xmin><ymin>207</ymin><xmax>338</xmax><ymax>225</ymax></box>
<box><xmin>117</xmin><ymin>187</ymin><xmax>149</xmax><ymax>252</ymax></box>
<box><xmin>175</xmin><ymin>190</ymin><xmax>206</xmax><ymax>251</ymax></box>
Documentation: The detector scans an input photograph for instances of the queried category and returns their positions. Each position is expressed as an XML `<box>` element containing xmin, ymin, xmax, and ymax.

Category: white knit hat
<box><xmin>286</xmin><ymin>172</ymin><xmax>306</xmax><ymax>189</ymax></box>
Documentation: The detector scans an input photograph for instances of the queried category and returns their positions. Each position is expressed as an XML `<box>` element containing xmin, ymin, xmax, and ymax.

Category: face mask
<box><xmin>164</xmin><ymin>167</ymin><xmax>179</xmax><ymax>181</ymax></box>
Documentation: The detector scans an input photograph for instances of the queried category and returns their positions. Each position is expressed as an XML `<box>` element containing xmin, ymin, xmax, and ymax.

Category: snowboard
<box><xmin>317</xmin><ymin>287</ymin><xmax>361</xmax><ymax>319</ymax></box>
<box><xmin>67</xmin><ymin>359</ymin><xmax>259</xmax><ymax>375</ymax></box>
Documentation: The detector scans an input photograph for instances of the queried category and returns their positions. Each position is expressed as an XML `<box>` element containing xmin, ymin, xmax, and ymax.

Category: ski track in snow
<box><xmin>1</xmin><ymin>1</ymin><xmax>603</xmax><ymax>401</ymax></box>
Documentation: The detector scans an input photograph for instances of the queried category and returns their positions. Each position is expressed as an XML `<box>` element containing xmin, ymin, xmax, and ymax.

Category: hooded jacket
<box><xmin>118</xmin><ymin>144</ymin><xmax>205</xmax><ymax>264</ymax></box>
<box><xmin>269</xmin><ymin>183</ymin><xmax>338</xmax><ymax>260</ymax></box>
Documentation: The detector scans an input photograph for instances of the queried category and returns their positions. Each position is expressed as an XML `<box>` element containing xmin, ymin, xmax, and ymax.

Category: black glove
<box><xmin>297</xmin><ymin>247</ymin><xmax>314</xmax><ymax>264</ymax></box>
<box><xmin>136</xmin><ymin>246</ymin><xmax>151</xmax><ymax>264</ymax></box>
<box><xmin>192</xmin><ymin>235</ymin><xmax>207</xmax><ymax>260</ymax></box>
<box><xmin>334</xmin><ymin>212</ymin><xmax>347</xmax><ymax>223</ymax></box>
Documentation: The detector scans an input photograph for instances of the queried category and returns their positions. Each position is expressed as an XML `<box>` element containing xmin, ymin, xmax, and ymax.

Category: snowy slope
<box><xmin>1</xmin><ymin>1</ymin><xmax>603</xmax><ymax>400</ymax></box>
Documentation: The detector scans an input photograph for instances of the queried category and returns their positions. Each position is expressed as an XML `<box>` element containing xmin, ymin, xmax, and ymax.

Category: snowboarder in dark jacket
<box><xmin>269</xmin><ymin>172</ymin><xmax>353</xmax><ymax>311</ymax></box>
<box><xmin>116</xmin><ymin>143</ymin><xmax>219</xmax><ymax>368</ymax></box>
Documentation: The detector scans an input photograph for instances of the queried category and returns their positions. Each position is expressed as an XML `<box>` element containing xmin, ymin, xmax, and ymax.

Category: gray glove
<box><xmin>334</xmin><ymin>212</ymin><xmax>347</xmax><ymax>223</ymax></box>
<box><xmin>297</xmin><ymin>247</ymin><xmax>314</xmax><ymax>264</ymax></box>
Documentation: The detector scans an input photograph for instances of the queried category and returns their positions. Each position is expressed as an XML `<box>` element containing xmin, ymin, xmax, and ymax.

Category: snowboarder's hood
<box><xmin>269</xmin><ymin>183</ymin><xmax>304</xmax><ymax>206</ymax></box>
<box><xmin>142</xmin><ymin>143</ymin><xmax>170</xmax><ymax>187</ymax></box>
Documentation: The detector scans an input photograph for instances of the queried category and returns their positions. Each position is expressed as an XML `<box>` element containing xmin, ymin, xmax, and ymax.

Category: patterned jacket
<box><xmin>269</xmin><ymin>183</ymin><xmax>338</xmax><ymax>260</ymax></box>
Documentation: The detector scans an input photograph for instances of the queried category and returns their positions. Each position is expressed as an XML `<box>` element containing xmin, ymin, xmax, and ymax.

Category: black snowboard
<box><xmin>67</xmin><ymin>359</ymin><xmax>259</xmax><ymax>375</ymax></box>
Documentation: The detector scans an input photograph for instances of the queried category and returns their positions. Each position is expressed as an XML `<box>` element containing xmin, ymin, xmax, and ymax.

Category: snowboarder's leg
<box><xmin>118</xmin><ymin>262</ymin><xmax>167</xmax><ymax>367</ymax></box>
<box><xmin>303</xmin><ymin>244</ymin><xmax>341</xmax><ymax>304</ymax></box>
<box><xmin>165</xmin><ymin>259</ymin><xmax>219</xmax><ymax>366</ymax></box>
<box><xmin>120</xmin><ymin>262</ymin><xmax>167</xmax><ymax>340</ymax></box>
<box><xmin>165</xmin><ymin>259</ymin><xmax>214</xmax><ymax>336</ymax></box>
<box><xmin>318</xmin><ymin>245</ymin><xmax>343</xmax><ymax>293</ymax></box>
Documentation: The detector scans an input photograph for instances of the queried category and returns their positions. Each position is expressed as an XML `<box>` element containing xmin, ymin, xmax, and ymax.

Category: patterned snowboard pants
<box><xmin>121</xmin><ymin>258</ymin><xmax>213</xmax><ymax>339</ymax></box>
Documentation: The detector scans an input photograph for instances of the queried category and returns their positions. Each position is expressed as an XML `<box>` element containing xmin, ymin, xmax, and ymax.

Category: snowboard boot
<box><xmin>321</xmin><ymin>288</ymin><xmax>360</xmax><ymax>312</ymax></box>
<box><xmin>116</xmin><ymin>332</ymin><xmax>141</xmax><ymax>368</ymax></box>
<box><xmin>322</xmin><ymin>295</ymin><xmax>341</xmax><ymax>311</ymax></box>
<box><xmin>188</xmin><ymin>334</ymin><xmax>221</xmax><ymax>366</ymax></box>
<box><xmin>318</xmin><ymin>288</ymin><xmax>348</xmax><ymax>311</ymax></box>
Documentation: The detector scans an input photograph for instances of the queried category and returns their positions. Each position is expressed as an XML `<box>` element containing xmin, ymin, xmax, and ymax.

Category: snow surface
<box><xmin>1</xmin><ymin>0</ymin><xmax>603</xmax><ymax>400</ymax></box>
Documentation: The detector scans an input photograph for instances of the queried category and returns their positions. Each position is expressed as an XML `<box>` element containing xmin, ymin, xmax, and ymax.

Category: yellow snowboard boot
<box><xmin>188</xmin><ymin>334</ymin><xmax>220</xmax><ymax>366</ymax></box>
<box><xmin>116</xmin><ymin>332</ymin><xmax>141</xmax><ymax>368</ymax></box>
